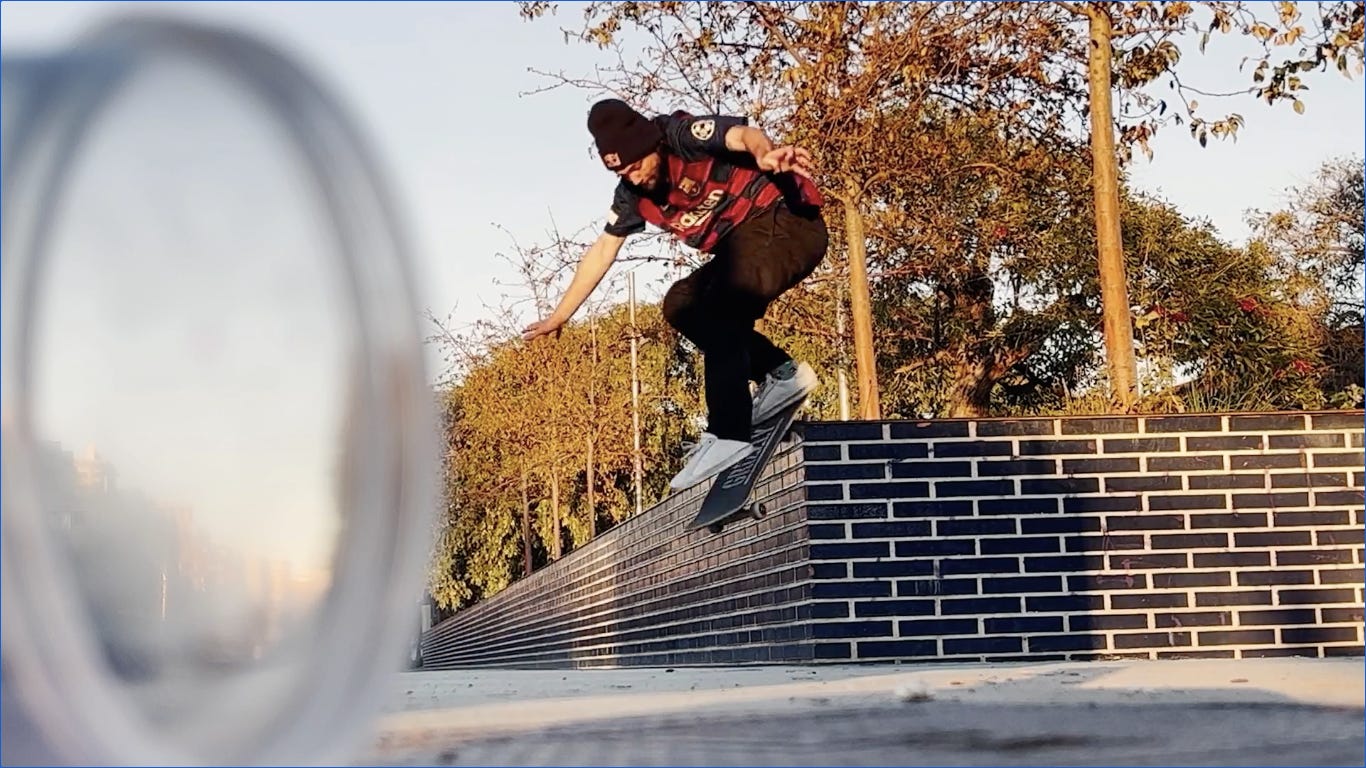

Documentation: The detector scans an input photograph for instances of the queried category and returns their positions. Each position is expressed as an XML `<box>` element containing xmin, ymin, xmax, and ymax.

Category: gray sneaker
<box><xmin>751</xmin><ymin>361</ymin><xmax>819</xmax><ymax>424</ymax></box>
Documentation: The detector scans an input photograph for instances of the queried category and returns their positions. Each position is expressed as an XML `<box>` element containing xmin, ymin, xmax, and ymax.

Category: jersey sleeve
<box><xmin>659</xmin><ymin>113</ymin><xmax>750</xmax><ymax>160</ymax></box>
<box><xmin>603</xmin><ymin>182</ymin><xmax>646</xmax><ymax>237</ymax></box>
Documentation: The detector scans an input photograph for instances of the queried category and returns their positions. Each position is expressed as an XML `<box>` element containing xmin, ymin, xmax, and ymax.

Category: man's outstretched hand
<box><xmin>521</xmin><ymin>316</ymin><xmax>565</xmax><ymax>342</ymax></box>
<box><xmin>758</xmin><ymin>146</ymin><xmax>813</xmax><ymax>179</ymax></box>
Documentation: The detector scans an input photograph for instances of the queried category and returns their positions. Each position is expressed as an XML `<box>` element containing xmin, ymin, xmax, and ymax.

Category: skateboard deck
<box><xmin>687</xmin><ymin>396</ymin><xmax>807</xmax><ymax>534</ymax></box>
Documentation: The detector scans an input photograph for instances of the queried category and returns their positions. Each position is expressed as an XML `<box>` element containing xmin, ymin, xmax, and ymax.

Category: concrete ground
<box><xmin>361</xmin><ymin>657</ymin><xmax>1364</xmax><ymax>766</ymax></box>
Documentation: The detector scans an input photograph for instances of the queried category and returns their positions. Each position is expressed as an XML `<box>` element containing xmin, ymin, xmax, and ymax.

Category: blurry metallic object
<box><xmin>2</xmin><ymin>14</ymin><xmax>437</xmax><ymax>766</ymax></box>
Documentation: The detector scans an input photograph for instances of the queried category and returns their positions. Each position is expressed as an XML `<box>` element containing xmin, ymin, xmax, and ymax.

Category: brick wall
<box><xmin>419</xmin><ymin>440</ymin><xmax>811</xmax><ymax>668</ymax></box>
<box><xmin>420</xmin><ymin>411</ymin><xmax>1364</xmax><ymax>668</ymax></box>
<box><xmin>802</xmin><ymin>411</ymin><xmax>1364</xmax><ymax>661</ymax></box>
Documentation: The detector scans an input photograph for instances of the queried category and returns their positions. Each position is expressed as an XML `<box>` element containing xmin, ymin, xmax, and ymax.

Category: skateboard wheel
<box><xmin>707</xmin><ymin>522</ymin><xmax>724</xmax><ymax>535</ymax></box>
<box><xmin>754</xmin><ymin>502</ymin><xmax>768</xmax><ymax>518</ymax></box>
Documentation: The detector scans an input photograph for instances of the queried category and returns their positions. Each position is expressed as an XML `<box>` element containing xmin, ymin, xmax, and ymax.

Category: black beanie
<box><xmin>587</xmin><ymin>99</ymin><xmax>662</xmax><ymax>170</ymax></box>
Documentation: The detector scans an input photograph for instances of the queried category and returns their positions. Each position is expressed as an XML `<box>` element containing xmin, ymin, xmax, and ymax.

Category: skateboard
<box><xmin>686</xmin><ymin>396</ymin><xmax>807</xmax><ymax>535</ymax></box>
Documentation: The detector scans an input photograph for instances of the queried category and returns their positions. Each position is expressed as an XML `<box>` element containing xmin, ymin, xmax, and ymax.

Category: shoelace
<box><xmin>680</xmin><ymin>435</ymin><xmax>714</xmax><ymax>462</ymax></box>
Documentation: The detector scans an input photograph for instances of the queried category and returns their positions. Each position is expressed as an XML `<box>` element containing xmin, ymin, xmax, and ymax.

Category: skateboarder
<box><xmin>523</xmin><ymin>99</ymin><xmax>828</xmax><ymax>491</ymax></box>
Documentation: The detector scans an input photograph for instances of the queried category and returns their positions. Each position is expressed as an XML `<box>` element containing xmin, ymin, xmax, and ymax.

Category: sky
<box><xmin>2</xmin><ymin>1</ymin><xmax>1362</xmax><ymax>583</ymax></box>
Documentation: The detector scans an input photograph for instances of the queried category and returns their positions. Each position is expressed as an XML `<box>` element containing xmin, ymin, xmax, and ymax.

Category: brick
<box><xmin>1315</xmin><ymin>490</ymin><xmax>1365</xmax><ymax>506</ymax></box>
<box><xmin>853</xmin><ymin>599</ymin><xmax>935</xmax><ymax>617</ymax></box>
<box><xmin>1236</xmin><ymin>570</ymin><xmax>1315</xmax><ymax>586</ymax></box>
<box><xmin>944</xmin><ymin>636</ymin><xmax>1023</xmax><ymax>655</ymax></box>
<box><xmin>1149</xmin><ymin>494</ymin><xmax>1228</xmax><ymax>511</ymax></box>
<box><xmin>1355</xmin><ymin>433</ymin><xmax>1364</xmax><ymax>448</ymax></box>
<box><xmin>1065</xmin><ymin>534</ymin><xmax>1144</xmax><ymax>552</ymax></box>
<box><xmin>890</xmin><ymin>421</ymin><xmax>972</xmax><ymax>439</ymax></box>
<box><xmin>1190</xmin><ymin>512</ymin><xmax>1268</xmax><ymax>528</ymax></box>
<box><xmin>1022</xmin><ymin>516</ymin><xmax>1102</xmax><ymax>534</ymax></box>
<box><xmin>1149</xmin><ymin>455</ymin><xmax>1225</xmax><ymax>472</ymax></box>
<box><xmin>1106</xmin><ymin>553</ymin><xmax>1190</xmax><ymax>570</ymax></box>
<box><xmin>1229</xmin><ymin>453</ymin><xmax>1305</xmax><ymax>470</ymax></box>
<box><xmin>809</xmin><ymin>524</ymin><xmax>848</xmax><ymax>541</ymax></box>
<box><xmin>811</xmin><ymin>581</ymin><xmax>892</xmax><ymax>599</ymax></box>
<box><xmin>1322</xmin><ymin>607</ymin><xmax>1364</xmax><ymax>623</ymax></box>
<box><xmin>1152</xmin><ymin>571</ymin><xmax>1231</xmax><ymax>588</ymax></box>
<box><xmin>1312</xmin><ymin>412</ymin><xmax>1365</xmax><ymax>430</ymax></box>
<box><xmin>1158</xmin><ymin>650</ymin><xmax>1238</xmax><ymax>660</ymax></box>
<box><xmin>939</xmin><ymin>557</ymin><xmax>1021</xmax><ymax>575</ymax></box>
<box><xmin>1276</xmin><ymin>548</ymin><xmax>1355</xmax><ymax>566</ymax></box>
<box><xmin>812</xmin><ymin>621</ymin><xmax>894</xmax><ymax>639</ymax></box>
<box><xmin>1019</xmin><ymin>439</ymin><xmax>1096</xmax><ymax>455</ymax></box>
<box><xmin>892</xmin><ymin>500</ymin><xmax>972</xmax><ymax>518</ymax></box>
<box><xmin>985</xmin><ymin>616</ymin><xmax>1064</xmax><ymax>633</ymax></box>
<box><xmin>936</xmin><ymin>480</ymin><xmax>1015</xmax><ymax>497</ymax></box>
<box><xmin>1028</xmin><ymin>595</ymin><xmax>1105</xmax><ymax>612</ymax></box>
<box><xmin>858</xmin><ymin>639</ymin><xmax>938</xmax><ymax>658</ymax></box>
<box><xmin>1189</xmin><ymin>475</ymin><xmax>1267</xmax><ymax>490</ymax></box>
<box><xmin>939</xmin><ymin>596</ymin><xmax>1021</xmax><ymax>615</ymax></box>
<box><xmin>1326</xmin><ymin>646</ymin><xmax>1366</xmax><ymax>658</ymax></box>
<box><xmin>810</xmin><ymin>542</ymin><xmax>890</xmax><ymax>560</ymax></box>
<box><xmin>1193</xmin><ymin>551</ymin><xmax>1269</xmax><ymax>567</ymax></box>
<box><xmin>1021</xmin><ymin>478</ymin><xmax>1099</xmax><ymax>495</ymax></box>
<box><xmin>1283</xmin><ymin>627</ymin><xmax>1360</xmax><ymax>644</ymax></box>
<box><xmin>811</xmin><ymin>563</ymin><xmax>849</xmax><ymax>579</ymax></box>
<box><xmin>1104</xmin><ymin>437</ymin><xmax>1180</xmax><ymax>453</ymax></box>
<box><xmin>851</xmin><ymin>521</ymin><xmax>932</xmax><ymax>539</ymax></box>
<box><xmin>976</xmin><ymin>459</ymin><xmax>1057</xmax><ymax>476</ymax></box>
<box><xmin>898</xmin><ymin>618</ymin><xmax>979</xmax><ymax>636</ymax></box>
<box><xmin>1064</xmin><ymin>458</ymin><xmax>1141</xmax><ymax>474</ymax></box>
<box><xmin>1239</xmin><ymin>608</ymin><xmax>1317</xmax><ymax>625</ymax></box>
<box><xmin>894</xmin><ymin>539</ymin><xmax>975</xmax><ymax>557</ymax></box>
<box><xmin>1023</xmin><ymin>555</ymin><xmax>1105</xmax><ymax>573</ymax></box>
<box><xmin>1321</xmin><ymin>568</ymin><xmax>1364</xmax><ymax>584</ymax></box>
<box><xmin>891</xmin><ymin>461</ymin><xmax>972</xmax><ymax>479</ymax></box>
<box><xmin>978</xmin><ymin>419</ymin><xmax>1054</xmax><ymax>436</ymax></box>
<box><xmin>1064</xmin><ymin>496</ymin><xmax>1142</xmax><ymax>513</ymax></box>
<box><xmin>1279</xmin><ymin>588</ymin><xmax>1359</xmax><ymax>605</ymax></box>
<box><xmin>897</xmin><ymin>578</ymin><xmax>978</xmax><ymax>597</ymax></box>
<box><xmin>1196</xmin><ymin>591</ymin><xmax>1271</xmax><ymax>607</ymax></box>
<box><xmin>1112</xmin><ymin>593</ymin><xmax>1188</xmax><ymax>609</ymax></box>
<box><xmin>1146</xmin><ymin>415</ymin><xmax>1222</xmax><ymax>433</ymax></box>
<box><xmin>1312</xmin><ymin>452</ymin><xmax>1366</xmax><ymax>468</ymax></box>
<box><xmin>1069</xmin><ymin>573</ymin><xmax>1150</xmax><ymax>591</ymax></box>
<box><xmin>1155</xmin><ymin>611</ymin><xmax>1231</xmax><ymax>628</ymax></box>
<box><xmin>813</xmin><ymin>643</ymin><xmax>852</xmax><ymax>659</ymax></box>
<box><xmin>853</xmin><ymin>561</ymin><xmax>934</xmax><ymax>578</ymax></box>
<box><xmin>1189</xmin><ymin>435</ymin><xmax>1264</xmax><ymax>451</ymax></box>
<box><xmin>1316</xmin><ymin>529</ymin><xmax>1363</xmax><ymax>546</ymax></box>
<box><xmin>1028</xmin><ymin>634</ymin><xmax>1107</xmax><ymax>652</ymax></box>
<box><xmin>1107</xmin><ymin>476</ymin><xmax>1183</xmax><ymax>492</ymax></box>
<box><xmin>979</xmin><ymin>498</ymin><xmax>1058</xmax><ymax>515</ymax></box>
<box><xmin>1114</xmin><ymin>631</ymin><xmax>1191</xmax><ymax>649</ymax></box>
<box><xmin>933</xmin><ymin>441</ymin><xmax>1013</xmax><ymax>458</ymax></box>
<box><xmin>808</xmin><ymin>463</ymin><xmax>886</xmax><ymax>481</ymax></box>
<box><xmin>1199</xmin><ymin>629</ymin><xmax>1276</xmax><ymax>646</ymax></box>
<box><xmin>806</xmin><ymin>423</ymin><xmax>883</xmax><ymax>441</ymax></box>
<box><xmin>1152</xmin><ymin>533</ymin><xmax>1229</xmax><ymax>549</ymax></box>
<box><xmin>810</xmin><ymin>602</ymin><xmax>850</xmax><ymax>619</ymax></box>
<box><xmin>981</xmin><ymin>575</ymin><xmax>1063</xmax><ymax>594</ymax></box>
<box><xmin>809</xmin><ymin>503</ymin><xmax>889</xmax><ymax>520</ymax></box>
<box><xmin>849</xmin><ymin>442</ymin><xmax>928</xmax><ymax>460</ymax></box>
<box><xmin>807</xmin><ymin>484</ymin><xmax>844</xmax><ymax>501</ymax></box>
<box><xmin>1233</xmin><ymin>492</ymin><xmax>1310</xmax><ymax>509</ymax></box>
<box><xmin>850</xmin><ymin>481</ymin><xmax>931</xmax><ymax>500</ymax></box>
<box><xmin>1244</xmin><ymin>647</ymin><xmax>1325</xmax><ymax>659</ymax></box>
<box><xmin>804</xmin><ymin>445</ymin><xmax>842</xmax><ymax>462</ymax></box>
<box><xmin>1105</xmin><ymin>514</ymin><xmax>1185</xmax><ymax>531</ymax></box>
<box><xmin>1235</xmin><ymin>531</ymin><xmax>1313</xmax><ymax>548</ymax></box>
<box><xmin>982</xmin><ymin>537</ymin><xmax>1062</xmax><ymax>555</ymax></box>
<box><xmin>1271</xmin><ymin>472</ymin><xmax>1349</xmax><ymax>489</ymax></box>
<box><xmin>937</xmin><ymin>518</ymin><xmax>1017</xmax><ymax>537</ymax></box>
<box><xmin>1069</xmin><ymin>614</ymin><xmax>1149</xmax><ymax>631</ymax></box>
<box><xmin>1062</xmin><ymin>417</ymin><xmax>1138</xmax><ymax>435</ymax></box>
<box><xmin>1230</xmin><ymin>414</ymin><xmax>1307</xmax><ymax>432</ymax></box>
<box><xmin>1270</xmin><ymin>433</ymin><xmax>1344</xmax><ymax>450</ymax></box>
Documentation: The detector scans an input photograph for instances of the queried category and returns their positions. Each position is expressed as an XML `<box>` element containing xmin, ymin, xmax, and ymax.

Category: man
<box><xmin>523</xmin><ymin>99</ymin><xmax>827</xmax><ymax>491</ymax></box>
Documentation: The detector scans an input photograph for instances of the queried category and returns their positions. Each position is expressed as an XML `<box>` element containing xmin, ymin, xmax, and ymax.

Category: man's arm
<box><xmin>521</xmin><ymin>231</ymin><xmax>626</xmax><ymax>341</ymax></box>
<box><xmin>723</xmin><ymin>124</ymin><xmax>813</xmax><ymax>178</ymax></box>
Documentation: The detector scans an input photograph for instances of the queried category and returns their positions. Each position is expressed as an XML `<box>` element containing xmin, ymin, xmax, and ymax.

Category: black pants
<box><xmin>661</xmin><ymin>202</ymin><xmax>829</xmax><ymax>441</ymax></box>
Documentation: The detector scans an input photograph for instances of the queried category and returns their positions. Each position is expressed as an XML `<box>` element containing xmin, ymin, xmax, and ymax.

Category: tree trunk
<box><xmin>1084</xmin><ymin>3</ymin><xmax>1139</xmax><ymax>411</ymax></box>
<box><xmin>520</xmin><ymin>464</ymin><xmax>531</xmax><ymax>577</ymax></box>
<box><xmin>550</xmin><ymin>467</ymin><xmax>561</xmax><ymax>560</ymax></box>
<box><xmin>841</xmin><ymin>185</ymin><xmax>881</xmax><ymax>419</ymax></box>
<box><xmin>586</xmin><ymin>435</ymin><xmax>596</xmax><ymax>539</ymax></box>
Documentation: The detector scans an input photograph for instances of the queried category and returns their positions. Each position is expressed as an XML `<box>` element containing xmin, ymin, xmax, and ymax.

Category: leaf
<box><xmin>1189</xmin><ymin>99</ymin><xmax>1199</xmax><ymax>111</ymax></box>
<box><xmin>1293</xmin><ymin>99</ymin><xmax>1305</xmax><ymax>114</ymax></box>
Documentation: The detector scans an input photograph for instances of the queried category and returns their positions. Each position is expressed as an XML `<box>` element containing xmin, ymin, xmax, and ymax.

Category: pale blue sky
<box><xmin>3</xmin><ymin>1</ymin><xmax>1361</xmax><ymax>574</ymax></box>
